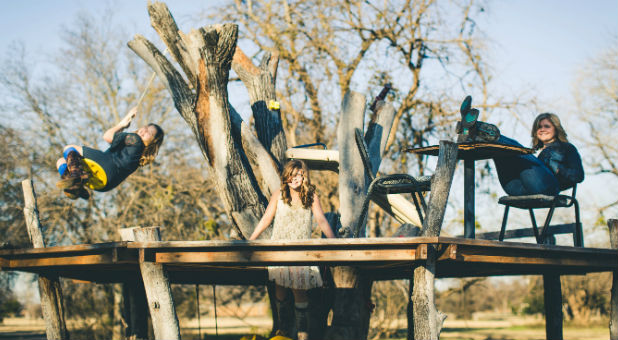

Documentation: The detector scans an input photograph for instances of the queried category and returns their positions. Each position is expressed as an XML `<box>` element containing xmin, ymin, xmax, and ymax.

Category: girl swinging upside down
<box><xmin>56</xmin><ymin>106</ymin><xmax>164</xmax><ymax>199</ymax></box>
<box><xmin>249</xmin><ymin>160</ymin><xmax>336</xmax><ymax>340</ymax></box>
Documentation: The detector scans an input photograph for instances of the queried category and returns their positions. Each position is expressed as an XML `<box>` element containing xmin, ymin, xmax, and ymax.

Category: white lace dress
<box><xmin>268</xmin><ymin>198</ymin><xmax>323</xmax><ymax>289</ymax></box>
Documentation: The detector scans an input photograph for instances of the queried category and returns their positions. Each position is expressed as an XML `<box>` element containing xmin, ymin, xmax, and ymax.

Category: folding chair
<box><xmin>498</xmin><ymin>185</ymin><xmax>583</xmax><ymax>247</ymax></box>
<box><xmin>354</xmin><ymin>128</ymin><xmax>432</xmax><ymax>237</ymax></box>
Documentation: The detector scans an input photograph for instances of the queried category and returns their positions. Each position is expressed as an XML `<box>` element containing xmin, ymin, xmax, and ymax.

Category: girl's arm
<box><xmin>312</xmin><ymin>192</ymin><xmax>336</xmax><ymax>238</ymax></box>
<box><xmin>249</xmin><ymin>189</ymin><xmax>280</xmax><ymax>240</ymax></box>
<box><xmin>104</xmin><ymin>107</ymin><xmax>138</xmax><ymax>143</ymax></box>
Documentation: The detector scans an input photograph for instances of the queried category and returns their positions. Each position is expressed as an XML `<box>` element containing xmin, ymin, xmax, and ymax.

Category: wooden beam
<box><xmin>22</xmin><ymin>179</ymin><xmax>68</xmax><ymax>340</ymax></box>
<box><xmin>134</xmin><ymin>227</ymin><xmax>180</xmax><ymax>340</ymax></box>
<box><xmin>119</xmin><ymin>227</ymin><xmax>149</xmax><ymax>340</ymax></box>
<box><xmin>609</xmin><ymin>219</ymin><xmax>618</xmax><ymax>340</ymax></box>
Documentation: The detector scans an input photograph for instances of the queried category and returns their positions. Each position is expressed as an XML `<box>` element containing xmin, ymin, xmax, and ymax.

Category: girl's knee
<box><xmin>56</xmin><ymin>158</ymin><xmax>66</xmax><ymax>168</ymax></box>
<box><xmin>62</xmin><ymin>145</ymin><xmax>83</xmax><ymax>157</ymax></box>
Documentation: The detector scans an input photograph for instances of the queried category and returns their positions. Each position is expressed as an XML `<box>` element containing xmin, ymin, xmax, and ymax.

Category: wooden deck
<box><xmin>0</xmin><ymin>237</ymin><xmax>616</xmax><ymax>285</ymax></box>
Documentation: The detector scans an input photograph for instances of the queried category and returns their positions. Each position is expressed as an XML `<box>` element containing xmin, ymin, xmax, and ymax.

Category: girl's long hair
<box><xmin>139</xmin><ymin>124</ymin><xmax>165</xmax><ymax>166</ymax></box>
<box><xmin>280</xmin><ymin>160</ymin><xmax>315</xmax><ymax>209</ymax></box>
<box><xmin>531</xmin><ymin>113</ymin><xmax>568</xmax><ymax>150</ymax></box>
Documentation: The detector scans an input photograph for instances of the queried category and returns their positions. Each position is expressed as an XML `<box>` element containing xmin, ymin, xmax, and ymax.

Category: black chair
<box><xmin>353</xmin><ymin>128</ymin><xmax>432</xmax><ymax>237</ymax></box>
<box><xmin>498</xmin><ymin>185</ymin><xmax>583</xmax><ymax>247</ymax></box>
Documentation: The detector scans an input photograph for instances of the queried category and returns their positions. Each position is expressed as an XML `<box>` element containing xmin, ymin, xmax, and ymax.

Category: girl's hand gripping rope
<box><xmin>119</xmin><ymin>106</ymin><xmax>137</xmax><ymax>129</ymax></box>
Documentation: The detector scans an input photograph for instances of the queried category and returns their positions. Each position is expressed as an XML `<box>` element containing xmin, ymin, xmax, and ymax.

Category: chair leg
<box><xmin>528</xmin><ymin>209</ymin><xmax>541</xmax><ymax>244</ymax></box>
<box><xmin>419</xmin><ymin>192</ymin><xmax>428</xmax><ymax>214</ymax></box>
<box><xmin>499</xmin><ymin>206</ymin><xmax>510</xmax><ymax>242</ymax></box>
<box><xmin>354</xmin><ymin>184</ymin><xmax>377</xmax><ymax>237</ymax></box>
<box><xmin>540</xmin><ymin>204</ymin><xmax>557</xmax><ymax>244</ymax></box>
<box><xmin>573</xmin><ymin>199</ymin><xmax>584</xmax><ymax>247</ymax></box>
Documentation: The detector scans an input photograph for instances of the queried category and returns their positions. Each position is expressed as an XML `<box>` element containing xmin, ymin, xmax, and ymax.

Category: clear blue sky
<box><xmin>1</xmin><ymin>0</ymin><xmax>615</xmax><ymax>114</ymax></box>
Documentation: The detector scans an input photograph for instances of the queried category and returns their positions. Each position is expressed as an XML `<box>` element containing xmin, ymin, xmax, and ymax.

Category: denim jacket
<box><xmin>538</xmin><ymin>141</ymin><xmax>584</xmax><ymax>191</ymax></box>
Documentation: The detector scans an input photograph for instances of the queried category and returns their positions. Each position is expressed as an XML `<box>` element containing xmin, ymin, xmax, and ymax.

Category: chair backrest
<box><xmin>354</xmin><ymin>128</ymin><xmax>376</xmax><ymax>182</ymax></box>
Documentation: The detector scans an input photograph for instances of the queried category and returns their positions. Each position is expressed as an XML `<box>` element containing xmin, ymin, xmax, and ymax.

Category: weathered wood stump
<box><xmin>133</xmin><ymin>227</ymin><xmax>180</xmax><ymax>340</ymax></box>
<box><xmin>22</xmin><ymin>179</ymin><xmax>68</xmax><ymax>340</ymax></box>
<box><xmin>609</xmin><ymin>219</ymin><xmax>618</xmax><ymax>340</ymax></box>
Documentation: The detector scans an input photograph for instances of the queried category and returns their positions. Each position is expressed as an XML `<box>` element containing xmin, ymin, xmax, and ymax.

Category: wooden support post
<box><xmin>543</xmin><ymin>235</ymin><xmax>563</xmax><ymax>340</ymax></box>
<box><xmin>411</xmin><ymin>141</ymin><xmax>457</xmax><ymax>340</ymax></box>
<box><xmin>21</xmin><ymin>179</ymin><xmax>69</xmax><ymax>340</ymax></box>
<box><xmin>119</xmin><ymin>227</ymin><xmax>149</xmax><ymax>340</ymax></box>
<box><xmin>609</xmin><ymin>219</ymin><xmax>618</xmax><ymax>340</ymax></box>
<box><xmin>133</xmin><ymin>227</ymin><xmax>180</xmax><ymax>340</ymax></box>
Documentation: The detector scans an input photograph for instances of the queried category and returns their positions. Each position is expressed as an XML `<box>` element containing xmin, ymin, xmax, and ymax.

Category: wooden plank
<box><xmin>285</xmin><ymin>148</ymin><xmax>339</xmax><ymax>172</ymax></box>
<box><xmin>0</xmin><ymin>242</ymin><xmax>128</xmax><ymax>256</ymax></box>
<box><xmin>407</xmin><ymin>142</ymin><xmax>533</xmax><ymax>160</ymax></box>
<box><xmin>9</xmin><ymin>254</ymin><xmax>115</xmax><ymax>268</ymax></box>
<box><xmin>155</xmin><ymin>248</ymin><xmax>417</xmax><ymax>264</ymax></box>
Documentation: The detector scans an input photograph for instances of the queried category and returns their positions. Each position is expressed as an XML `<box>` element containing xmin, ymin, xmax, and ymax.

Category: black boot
<box><xmin>274</xmin><ymin>297</ymin><xmax>295</xmax><ymax>337</ymax></box>
<box><xmin>295</xmin><ymin>304</ymin><xmax>309</xmax><ymax>340</ymax></box>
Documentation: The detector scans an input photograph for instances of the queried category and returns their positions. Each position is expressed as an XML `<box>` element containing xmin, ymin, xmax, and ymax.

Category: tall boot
<box><xmin>56</xmin><ymin>151</ymin><xmax>89</xmax><ymax>190</ymax></box>
<box><xmin>274</xmin><ymin>296</ymin><xmax>295</xmax><ymax>337</ymax></box>
<box><xmin>295</xmin><ymin>302</ymin><xmax>309</xmax><ymax>340</ymax></box>
<box><xmin>456</xmin><ymin>95</ymin><xmax>500</xmax><ymax>143</ymax></box>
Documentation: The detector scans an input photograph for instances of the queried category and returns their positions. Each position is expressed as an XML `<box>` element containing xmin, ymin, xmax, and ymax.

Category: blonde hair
<box><xmin>139</xmin><ymin>123</ymin><xmax>164</xmax><ymax>166</ymax></box>
<box><xmin>531</xmin><ymin>113</ymin><xmax>568</xmax><ymax>151</ymax></box>
<box><xmin>280</xmin><ymin>160</ymin><xmax>315</xmax><ymax>209</ymax></box>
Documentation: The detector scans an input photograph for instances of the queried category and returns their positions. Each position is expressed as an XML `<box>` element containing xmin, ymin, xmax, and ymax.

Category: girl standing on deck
<box><xmin>56</xmin><ymin>106</ymin><xmax>164</xmax><ymax>199</ymax></box>
<box><xmin>249</xmin><ymin>159</ymin><xmax>336</xmax><ymax>340</ymax></box>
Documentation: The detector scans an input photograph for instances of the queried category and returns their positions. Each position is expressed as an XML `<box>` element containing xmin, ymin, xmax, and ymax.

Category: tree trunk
<box><xmin>22</xmin><ymin>179</ymin><xmax>69</xmax><ymax>340</ymax></box>
<box><xmin>129</xmin><ymin>3</ymin><xmax>270</xmax><ymax>239</ymax></box>
<box><xmin>133</xmin><ymin>227</ymin><xmax>180</xmax><ymax>340</ymax></box>
<box><xmin>411</xmin><ymin>141</ymin><xmax>457</xmax><ymax>340</ymax></box>
<box><xmin>608</xmin><ymin>219</ymin><xmax>618</xmax><ymax>340</ymax></box>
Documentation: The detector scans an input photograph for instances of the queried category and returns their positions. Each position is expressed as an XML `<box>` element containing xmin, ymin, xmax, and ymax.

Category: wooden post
<box><xmin>21</xmin><ymin>179</ymin><xmax>69</xmax><ymax>340</ymax></box>
<box><xmin>119</xmin><ymin>227</ymin><xmax>149</xmax><ymax>340</ymax></box>
<box><xmin>412</xmin><ymin>141</ymin><xmax>458</xmax><ymax>340</ymax></box>
<box><xmin>133</xmin><ymin>227</ymin><xmax>180</xmax><ymax>340</ymax></box>
<box><xmin>543</xmin><ymin>235</ymin><xmax>563</xmax><ymax>340</ymax></box>
<box><xmin>609</xmin><ymin>219</ymin><xmax>618</xmax><ymax>340</ymax></box>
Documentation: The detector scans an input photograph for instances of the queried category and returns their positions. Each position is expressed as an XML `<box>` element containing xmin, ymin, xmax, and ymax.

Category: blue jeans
<box><xmin>494</xmin><ymin>136</ymin><xmax>559</xmax><ymax>196</ymax></box>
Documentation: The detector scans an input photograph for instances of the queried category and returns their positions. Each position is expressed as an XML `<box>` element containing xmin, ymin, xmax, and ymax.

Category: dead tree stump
<box><xmin>21</xmin><ymin>179</ymin><xmax>68</xmax><ymax>340</ymax></box>
<box><xmin>411</xmin><ymin>141</ymin><xmax>457</xmax><ymax>340</ymax></box>
<box><xmin>133</xmin><ymin>227</ymin><xmax>180</xmax><ymax>340</ymax></box>
<box><xmin>609</xmin><ymin>219</ymin><xmax>618</xmax><ymax>340</ymax></box>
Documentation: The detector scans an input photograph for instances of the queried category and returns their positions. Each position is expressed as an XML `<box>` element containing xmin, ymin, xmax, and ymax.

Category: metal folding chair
<box><xmin>498</xmin><ymin>185</ymin><xmax>583</xmax><ymax>247</ymax></box>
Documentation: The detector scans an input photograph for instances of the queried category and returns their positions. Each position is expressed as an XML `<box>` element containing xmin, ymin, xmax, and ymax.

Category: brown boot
<box><xmin>66</xmin><ymin>151</ymin><xmax>90</xmax><ymax>182</ymax></box>
<box><xmin>56</xmin><ymin>171</ymin><xmax>80</xmax><ymax>190</ymax></box>
<box><xmin>64</xmin><ymin>186</ymin><xmax>90</xmax><ymax>200</ymax></box>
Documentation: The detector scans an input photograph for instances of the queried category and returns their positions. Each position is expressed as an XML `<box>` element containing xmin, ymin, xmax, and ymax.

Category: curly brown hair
<box><xmin>531</xmin><ymin>113</ymin><xmax>568</xmax><ymax>151</ymax></box>
<box><xmin>139</xmin><ymin>124</ymin><xmax>164</xmax><ymax>166</ymax></box>
<box><xmin>280</xmin><ymin>159</ymin><xmax>315</xmax><ymax>209</ymax></box>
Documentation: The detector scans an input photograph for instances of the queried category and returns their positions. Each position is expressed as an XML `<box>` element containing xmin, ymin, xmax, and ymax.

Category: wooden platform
<box><xmin>0</xmin><ymin>237</ymin><xmax>616</xmax><ymax>285</ymax></box>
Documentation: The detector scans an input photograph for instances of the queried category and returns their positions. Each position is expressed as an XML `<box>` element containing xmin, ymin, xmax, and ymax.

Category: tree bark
<box><xmin>337</xmin><ymin>91</ymin><xmax>368</xmax><ymax>237</ymax></box>
<box><xmin>134</xmin><ymin>227</ymin><xmax>180</xmax><ymax>340</ymax></box>
<box><xmin>608</xmin><ymin>219</ymin><xmax>618</xmax><ymax>340</ymax></box>
<box><xmin>129</xmin><ymin>3</ymin><xmax>270</xmax><ymax>239</ymax></box>
<box><xmin>411</xmin><ymin>141</ymin><xmax>457</xmax><ymax>340</ymax></box>
<box><xmin>22</xmin><ymin>179</ymin><xmax>69</xmax><ymax>340</ymax></box>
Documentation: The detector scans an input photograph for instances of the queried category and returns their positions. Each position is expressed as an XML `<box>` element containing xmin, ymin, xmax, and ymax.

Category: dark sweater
<box><xmin>538</xmin><ymin>141</ymin><xmax>584</xmax><ymax>191</ymax></box>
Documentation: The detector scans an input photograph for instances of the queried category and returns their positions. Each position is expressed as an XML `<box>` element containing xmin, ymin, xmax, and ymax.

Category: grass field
<box><xmin>0</xmin><ymin>315</ymin><xmax>610</xmax><ymax>340</ymax></box>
